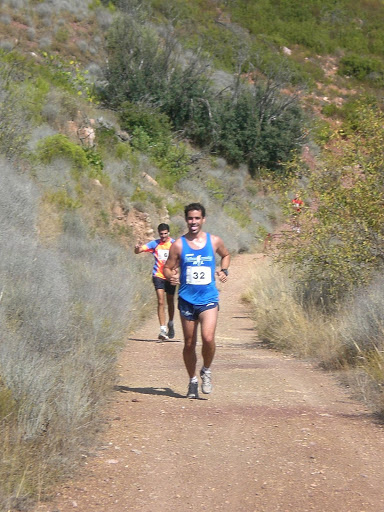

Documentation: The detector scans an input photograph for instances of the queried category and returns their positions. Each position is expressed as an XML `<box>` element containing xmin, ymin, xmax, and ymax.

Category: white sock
<box><xmin>190</xmin><ymin>376</ymin><xmax>198</xmax><ymax>383</ymax></box>
<box><xmin>202</xmin><ymin>366</ymin><xmax>211</xmax><ymax>373</ymax></box>
<box><xmin>160</xmin><ymin>325</ymin><xmax>167</xmax><ymax>331</ymax></box>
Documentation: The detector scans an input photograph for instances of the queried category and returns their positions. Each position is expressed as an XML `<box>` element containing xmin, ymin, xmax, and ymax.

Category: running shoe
<box><xmin>187</xmin><ymin>380</ymin><xmax>199</xmax><ymax>399</ymax></box>
<box><xmin>158</xmin><ymin>328</ymin><xmax>169</xmax><ymax>341</ymax></box>
<box><xmin>200</xmin><ymin>368</ymin><xmax>212</xmax><ymax>394</ymax></box>
<box><xmin>167</xmin><ymin>322</ymin><xmax>175</xmax><ymax>339</ymax></box>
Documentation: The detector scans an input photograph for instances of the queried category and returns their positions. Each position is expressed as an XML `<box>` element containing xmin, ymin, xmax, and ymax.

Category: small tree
<box><xmin>215</xmin><ymin>69</ymin><xmax>304</xmax><ymax>174</ymax></box>
<box><xmin>279</xmin><ymin>104</ymin><xmax>384</xmax><ymax>305</ymax></box>
<box><xmin>103</xmin><ymin>15</ymin><xmax>214</xmax><ymax>133</ymax></box>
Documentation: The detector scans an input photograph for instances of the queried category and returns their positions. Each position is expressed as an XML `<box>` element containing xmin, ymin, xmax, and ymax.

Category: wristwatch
<box><xmin>220</xmin><ymin>269</ymin><xmax>229</xmax><ymax>276</ymax></box>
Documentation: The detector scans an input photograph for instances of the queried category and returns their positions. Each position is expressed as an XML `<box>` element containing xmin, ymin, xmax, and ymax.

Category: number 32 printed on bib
<box><xmin>186</xmin><ymin>266</ymin><xmax>212</xmax><ymax>285</ymax></box>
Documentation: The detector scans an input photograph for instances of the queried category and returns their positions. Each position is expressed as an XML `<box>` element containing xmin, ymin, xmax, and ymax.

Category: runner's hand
<box><xmin>169</xmin><ymin>269</ymin><xmax>180</xmax><ymax>285</ymax></box>
<box><xmin>216</xmin><ymin>270</ymin><xmax>228</xmax><ymax>283</ymax></box>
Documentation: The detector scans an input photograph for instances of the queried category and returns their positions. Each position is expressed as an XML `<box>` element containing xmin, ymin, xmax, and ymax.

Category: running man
<box><xmin>163</xmin><ymin>203</ymin><xmax>230</xmax><ymax>398</ymax></box>
<box><xmin>291</xmin><ymin>192</ymin><xmax>304</xmax><ymax>233</ymax></box>
<box><xmin>135</xmin><ymin>223</ymin><xmax>176</xmax><ymax>341</ymax></box>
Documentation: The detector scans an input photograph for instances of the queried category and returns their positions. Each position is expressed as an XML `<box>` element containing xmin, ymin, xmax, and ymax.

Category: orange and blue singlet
<box><xmin>141</xmin><ymin>237</ymin><xmax>175</xmax><ymax>279</ymax></box>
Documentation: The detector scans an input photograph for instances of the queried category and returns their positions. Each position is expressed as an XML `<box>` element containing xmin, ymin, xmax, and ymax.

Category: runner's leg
<box><xmin>155</xmin><ymin>288</ymin><xmax>166</xmax><ymax>326</ymax></box>
<box><xmin>166</xmin><ymin>292</ymin><xmax>175</xmax><ymax>322</ymax></box>
<box><xmin>199</xmin><ymin>306</ymin><xmax>218</xmax><ymax>368</ymax></box>
<box><xmin>180</xmin><ymin>316</ymin><xmax>199</xmax><ymax>378</ymax></box>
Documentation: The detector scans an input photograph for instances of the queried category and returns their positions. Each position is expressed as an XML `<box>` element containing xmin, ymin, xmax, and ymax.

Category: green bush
<box><xmin>119</xmin><ymin>102</ymin><xmax>172</xmax><ymax>141</ymax></box>
<box><xmin>339</xmin><ymin>95</ymin><xmax>379</xmax><ymax>133</ymax></box>
<box><xmin>104</xmin><ymin>14</ymin><xmax>214</xmax><ymax>137</ymax></box>
<box><xmin>215</xmin><ymin>82</ymin><xmax>304</xmax><ymax>174</ymax></box>
<box><xmin>37</xmin><ymin>134</ymin><xmax>89</xmax><ymax>170</ymax></box>
<box><xmin>321</xmin><ymin>103</ymin><xmax>340</xmax><ymax>118</ymax></box>
<box><xmin>338</xmin><ymin>54</ymin><xmax>384</xmax><ymax>84</ymax></box>
<box><xmin>45</xmin><ymin>189</ymin><xmax>82</xmax><ymax>209</ymax></box>
<box><xmin>279</xmin><ymin>105</ymin><xmax>384</xmax><ymax>305</ymax></box>
<box><xmin>103</xmin><ymin>10</ymin><xmax>306</xmax><ymax>173</ymax></box>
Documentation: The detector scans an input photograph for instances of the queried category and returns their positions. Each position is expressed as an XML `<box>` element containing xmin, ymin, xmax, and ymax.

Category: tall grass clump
<box><xmin>336</xmin><ymin>277</ymin><xmax>384</xmax><ymax>415</ymax></box>
<box><xmin>0</xmin><ymin>56</ymin><xmax>30</xmax><ymax>161</ymax></box>
<box><xmin>244</xmin><ymin>258</ymin><xmax>340</xmax><ymax>362</ymax></box>
<box><xmin>0</xmin><ymin>160</ymin><xmax>151</xmax><ymax>510</ymax></box>
<box><xmin>245</xmin><ymin>258</ymin><xmax>384</xmax><ymax>416</ymax></box>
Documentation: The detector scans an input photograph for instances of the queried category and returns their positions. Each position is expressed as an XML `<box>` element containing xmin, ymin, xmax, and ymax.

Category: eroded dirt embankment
<box><xmin>36</xmin><ymin>253</ymin><xmax>384</xmax><ymax>512</ymax></box>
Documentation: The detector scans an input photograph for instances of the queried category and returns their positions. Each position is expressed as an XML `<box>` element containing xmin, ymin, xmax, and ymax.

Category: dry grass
<box><xmin>0</xmin><ymin>160</ymin><xmax>153</xmax><ymax>509</ymax></box>
<box><xmin>243</xmin><ymin>258</ymin><xmax>340</xmax><ymax>362</ymax></box>
<box><xmin>245</xmin><ymin>258</ymin><xmax>384</xmax><ymax>416</ymax></box>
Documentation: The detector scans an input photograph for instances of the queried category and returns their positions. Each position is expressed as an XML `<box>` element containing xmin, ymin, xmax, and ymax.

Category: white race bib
<box><xmin>186</xmin><ymin>266</ymin><xmax>212</xmax><ymax>285</ymax></box>
<box><xmin>158</xmin><ymin>249</ymin><xmax>169</xmax><ymax>262</ymax></box>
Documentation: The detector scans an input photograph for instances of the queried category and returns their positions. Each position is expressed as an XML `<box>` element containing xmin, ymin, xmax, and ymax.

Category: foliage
<box><xmin>230</xmin><ymin>0</ymin><xmax>384</xmax><ymax>57</ymax></box>
<box><xmin>119</xmin><ymin>101</ymin><xmax>172</xmax><ymax>141</ymax></box>
<box><xmin>246</xmin><ymin>253</ymin><xmax>384</xmax><ymax>415</ymax></box>
<box><xmin>339</xmin><ymin>95</ymin><xmax>379</xmax><ymax>133</ymax></box>
<box><xmin>104</xmin><ymin>14</ymin><xmax>214</xmax><ymax>136</ymax></box>
<box><xmin>44</xmin><ymin>189</ymin><xmax>82</xmax><ymax>209</ymax></box>
<box><xmin>36</xmin><ymin>135</ymin><xmax>111</xmax><ymax>186</ymax></box>
<box><xmin>103</xmin><ymin>14</ymin><xmax>305</xmax><ymax>174</ymax></box>
<box><xmin>215</xmin><ymin>80</ymin><xmax>304</xmax><ymax>174</ymax></box>
<box><xmin>0</xmin><ymin>55</ymin><xmax>32</xmax><ymax>160</ymax></box>
<box><xmin>338</xmin><ymin>53</ymin><xmax>384</xmax><ymax>84</ymax></box>
<box><xmin>278</xmin><ymin>104</ymin><xmax>384</xmax><ymax>305</ymax></box>
<box><xmin>223</xmin><ymin>204</ymin><xmax>250</xmax><ymax>228</ymax></box>
<box><xmin>0</xmin><ymin>163</ymin><xmax>153</xmax><ymax>507</ymax></box>
<box><xmin>41</xmin><ymin>52</ymin><xmax>99</xmax><ymax>103</ymax></box>
<box><xmin>37</xmin><ymin>134</ymin><xmax>89</xmax><ymax>169</ymax></box>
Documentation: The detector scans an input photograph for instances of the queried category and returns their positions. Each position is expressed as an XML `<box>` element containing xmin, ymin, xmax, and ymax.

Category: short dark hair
<box><xmin>158</xmin><ymin>223</ymin><xmax>170</xmax><ymax>232</ymax></box>
<box><xmin>184</xmin><ymin>202</ymin><xmax>206</xmax><ymax>219</ymax></box>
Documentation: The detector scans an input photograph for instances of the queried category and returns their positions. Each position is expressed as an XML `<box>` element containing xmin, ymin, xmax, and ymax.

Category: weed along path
<box><xmin>36</xmin><ymin>253</ymin><xmax>384</xmax><ymax>512</ymax></box>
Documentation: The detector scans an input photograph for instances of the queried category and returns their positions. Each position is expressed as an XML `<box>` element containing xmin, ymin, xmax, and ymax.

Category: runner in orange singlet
<box><xmin>291</xmin><ymin>192</ymin><xmax>304</xmax><ymax>233</ymax></box>
<box><xmin>135</xmin><ymin>224</ymin><xmax>176</xmax><ymax>341</ymax></box>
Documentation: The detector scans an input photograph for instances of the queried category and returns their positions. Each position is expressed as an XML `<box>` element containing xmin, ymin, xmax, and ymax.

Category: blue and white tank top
<box><xmin>178</xmin><ymin>233</ymin><xmax>219</xmax><ymax>305</ymax></box>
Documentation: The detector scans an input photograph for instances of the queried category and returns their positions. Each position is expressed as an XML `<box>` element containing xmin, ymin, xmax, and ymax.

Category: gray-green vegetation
<box><xmin>2</xmin><ymin>0</ymin><xmax>384</xmax><ymax>509</ymax></box>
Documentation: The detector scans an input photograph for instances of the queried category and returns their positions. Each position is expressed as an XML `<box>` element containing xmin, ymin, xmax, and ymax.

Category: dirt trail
<box><xmin>36</xmin><ymin>253</ymin><xmax>384</xmax><ymax>512</ymax></box>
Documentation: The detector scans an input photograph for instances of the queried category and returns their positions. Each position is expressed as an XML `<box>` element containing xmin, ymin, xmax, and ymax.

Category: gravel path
<box><xmin>36</xmin><ymin>253</ymin><xmax>384</xmax><ymax>512</ymax></box>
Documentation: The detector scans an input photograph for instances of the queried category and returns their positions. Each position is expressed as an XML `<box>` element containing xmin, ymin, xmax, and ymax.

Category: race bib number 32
<box><xmin>186</xmin><ymin>266</ymin><xmax>212</xmax><ymax>285</ymax></box>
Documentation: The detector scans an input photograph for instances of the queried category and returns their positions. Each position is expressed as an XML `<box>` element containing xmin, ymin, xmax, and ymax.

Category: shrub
<box><xmin>244</xmin><ymin>258</ymin><xmax>340</xmax><ymax>360</ymax></box>
<box><xmin>119</xmin><ymin>101</ymin><xmax>172</xmax><ymax>142</ymax></box>
<box><xmin>338</xmin><ymin>54</ymin><xmax>384</xmax><ymax>84</ymax></box>
<box><xmin>279</xmin><ymin>104</ymin><xmax>384</xmax><ymax>306</ymax></box>
<box><xmin>37</xmin><ymin>134</ymin><xmax>89</xmax><ymax>169</ymax></box>
<box><xmin>215</xmin><ymin>80</ymin><xmax>304</xmax><ymax>174</ymax></box>
<box><xmin>321</xmin><ymin>103</ymin><xmax>340</xmax><ymax>118</ymax></box>
<box><xmin>103</xmin><ymin>14</ymin><xmax>214</xmax><ymax>137</ymax></box>
<box><xmin>0</xmin><ymin>159</ymin><xmax>153</xmax><ymax>505</ymax></box>
<box><xmin>44</xmin><ymin>188</ymin><xmax>82</xmax><ymax>209</ymax></box>
<box><xmin>245</xmin><ymin>257</ymin><xmax>384</xmax><ymax>415</ymax></box>
<box><xmin>0</xmin><ymin>59</ymin><xmax>30</xmax><ymax>160</ymax></box>
<box><xmin>103</xmin><ymin>11</ymin><xmax>306</xmax><ymax>173</ymax></box>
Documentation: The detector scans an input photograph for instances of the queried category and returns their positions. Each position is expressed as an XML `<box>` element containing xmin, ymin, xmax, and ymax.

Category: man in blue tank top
<box><xmin>164</xmin><ymin>203</ymin><xmax>230</xmax><ymax>399</ymax></box>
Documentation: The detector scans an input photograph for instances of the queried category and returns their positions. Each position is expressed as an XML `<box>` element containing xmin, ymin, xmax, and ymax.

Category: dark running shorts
<box><xmin>152</xmin><ymin>276</ymin><xmax>176</xmax><ymax>295</ymax></box>
<box><xmin>178</xmin><ymin>296</ymin><xmax>219</xmax><ymax>321</ymax></box>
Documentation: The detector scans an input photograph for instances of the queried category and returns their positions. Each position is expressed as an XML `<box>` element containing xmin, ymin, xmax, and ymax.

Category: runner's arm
<box><xmin>213</xmin><ymin>236</ymin><xmax>231</xmax><ymax>282</ymax></box>
<box><xmin>134</xmin><ymin>240</ymin><xmax>155</xmax><ymax>254</ymax></box>
<box><xmin>134</xmin><ymin>243</ymin><xmax>145</xmax><ymax>254</ymax></box>
<box><xmin>163</xmin><ymin>239</ymin><xmax>181</xmax><ymax>285</ymax></box>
